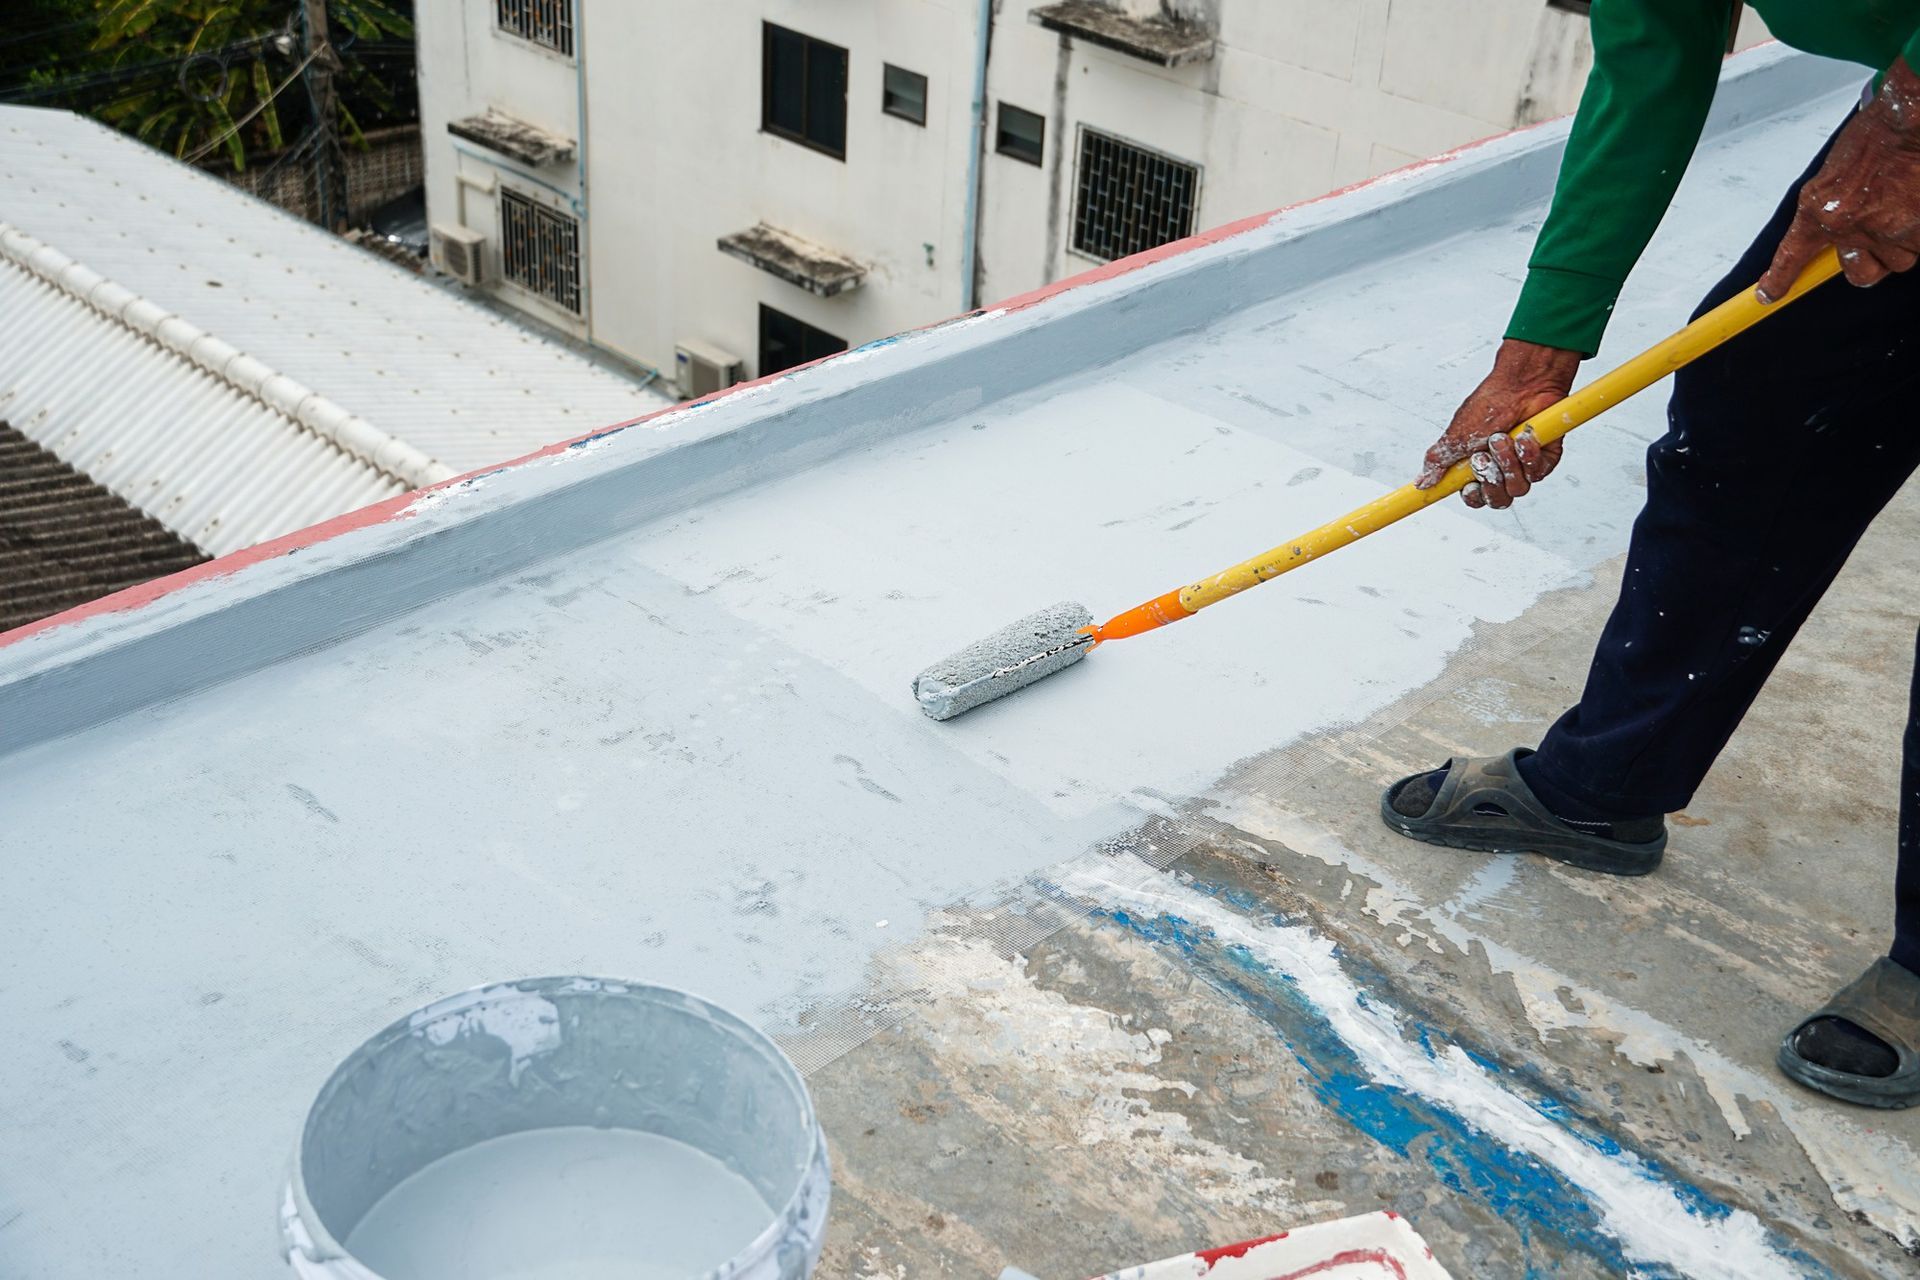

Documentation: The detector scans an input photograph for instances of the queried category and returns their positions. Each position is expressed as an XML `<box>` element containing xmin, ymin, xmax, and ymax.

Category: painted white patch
<box><xmin>403</xmin><ymin>474</ymin><xmax>488</xmax><ymax>517</ymax></box>
<box><xmin>627</xmin><ymin>382</ymin><xmax>1578</xmax><ymax>817</ymax></box>
<box><xmin>898</xmin><ymin>929</ymin><xmax>1307</xmax><ymax>1212</ymax></box>
<box><xmin>1066</xmin><ymin>858</ymin><xmax>1809</xmax><ymax>1279</ymax></box>
<box><xmin>415</xmin><ymin>987</ymin><xmax>561</xmax><ymax>1087</ymax></box>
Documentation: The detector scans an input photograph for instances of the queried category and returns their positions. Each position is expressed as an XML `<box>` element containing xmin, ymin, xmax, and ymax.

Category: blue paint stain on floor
<box><xmin>1090</xmin><ymin>882</ymin><xmax>1833</xmax><ymax>1279</ymax></box>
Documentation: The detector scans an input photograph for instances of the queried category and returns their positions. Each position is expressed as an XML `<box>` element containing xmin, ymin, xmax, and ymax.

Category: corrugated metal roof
<box><xmin>0</xmin><ymin>420</ymin><xmax>206</xmax><ymax>631</ymax></box>
<box><xmin>0</xmin><ymin>252</ymin><xmax>404</xmax><ymax>556</ymax></box>
<box><xmin>0</xmin><ymin>105</ymin><xmax>668</xmax><ymax>477</ymax></box>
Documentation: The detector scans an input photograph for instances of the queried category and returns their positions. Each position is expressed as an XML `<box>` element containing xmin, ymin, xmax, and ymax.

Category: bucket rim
<box><xmin>282</xmin><ymin>974</ymin><xmax>824</xmax><ymax>1278</ymax></box>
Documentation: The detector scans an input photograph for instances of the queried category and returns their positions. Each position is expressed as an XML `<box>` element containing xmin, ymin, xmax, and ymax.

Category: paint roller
<box><xmin>914</xmin><ymin>249</ymin><xmax>1841</xmax><ymax>721</ymax></box>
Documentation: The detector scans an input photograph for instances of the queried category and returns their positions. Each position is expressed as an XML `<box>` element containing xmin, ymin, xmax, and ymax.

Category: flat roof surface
<box><xmin>2</xmin><ymin>49</ymin><xmax>1912</xmax><ymax>1279</ymax></box>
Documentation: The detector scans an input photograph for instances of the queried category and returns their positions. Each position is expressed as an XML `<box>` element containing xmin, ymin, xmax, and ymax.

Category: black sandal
<box><xmin>1380</xmin><ymin>748</ymin><xmax>1666</xmax><ymax>876</ymax></box>
<box><xmin>1778</xmin><ymin>958</ymin><xmax>1920</xmax><ymax>1109</ymax></box>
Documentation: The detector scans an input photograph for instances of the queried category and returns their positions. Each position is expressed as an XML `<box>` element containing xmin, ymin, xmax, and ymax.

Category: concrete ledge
<box><xmin>447</xmin><ymin>109</ymin><xmax>575</xmax><ymax>168</ymax></box>
<box><xmin>718</xmin><ymin>223</ymin><xmax>866</xmax><ymax>297</ymax></box>
<box><xmin>1031</xmin><ymin>1</ymin><xmax>1215</xmax><ymax>67</ymax></box>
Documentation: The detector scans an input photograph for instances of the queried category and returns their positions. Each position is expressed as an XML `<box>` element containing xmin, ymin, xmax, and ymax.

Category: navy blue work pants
<box><xmin>1527</xmin><ymin>114</ymin><xmax>1920</xmax><ymax>971</ymax></box>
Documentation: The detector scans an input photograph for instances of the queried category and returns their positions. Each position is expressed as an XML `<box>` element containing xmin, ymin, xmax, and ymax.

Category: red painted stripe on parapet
<box><xmin>0</xmin><ymin>111</ymin><xmax>1556</xmax><ymax>653</ymax></box>
<box><xmin>990</xmin><ymin>121</ymin><xmax>1533</xmax><ymax>319</ymax></box>
<box><xmin>1196</xmin><ymin>1233</ymin><xmax>1289</xmax><ymax>1266</ymax></box>
<box><xmin>0</xmin><ymin>489</ymin><xmax>424</xmax><ymax>650</ymax></box>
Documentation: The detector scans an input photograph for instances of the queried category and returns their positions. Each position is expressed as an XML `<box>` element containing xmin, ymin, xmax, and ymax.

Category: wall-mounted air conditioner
<box><xmin>675</xmin><ymin>341</ymin><xmax>746</xmax><ymax>399</ymax></box>
<box><xmin>430</xmin><ymin>224</ymin><xmax>487</xmax><ymax>286</ymax></box>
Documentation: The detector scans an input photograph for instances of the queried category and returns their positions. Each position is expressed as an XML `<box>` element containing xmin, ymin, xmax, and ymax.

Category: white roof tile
<box><xmin>0</xmin><ymin>255</ymin><xmax>402</xmax><ymax>556</ymax></box>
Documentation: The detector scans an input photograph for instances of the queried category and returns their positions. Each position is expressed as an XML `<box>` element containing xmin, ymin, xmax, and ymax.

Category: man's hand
<box><xmin>1418</xmin><ymin>339</ymin><xmax>1582</xmax><ymax>509</ymax></box>
<box><xmin>1758</xmin><ymin>58</ymin><xmax>1920</xmax><ymax>300</ymax></box>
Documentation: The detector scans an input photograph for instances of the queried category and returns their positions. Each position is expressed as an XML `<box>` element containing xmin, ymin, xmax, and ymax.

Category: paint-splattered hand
<box><xmin>1418</xmin><ymin>338</ymin><xmax>1581</xmax><ymax>509</ymax></box>
<box><xmin>1759</xmin><ymin>58</ymin><xmax>1920</xmax><ymax>299</ymax></box>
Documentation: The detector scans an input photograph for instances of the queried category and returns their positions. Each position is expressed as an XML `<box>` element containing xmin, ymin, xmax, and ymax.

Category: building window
<box><xmin>1072</xmin><ymin>128</ymin><xmax>1200</xmax><ymax>263</ymax></box>
<box><xmin>496</xmin><ymin>0</ymin><xmax>574</xmax><ymax>57</ymax></box>
<box><xmin>763</xmin><ymin>23</ymin><xmax>849</xmax><ymax>159</ymax></box>
<box><xmin>759</xmin><ymin>305</ymin><xmax>846</xmax><ymax>377</ymax></box>
<box><xmin>996</xmin><ymin>102</ymin><xmax>1045</xmax><ymax>166</ymax></box>
<box><xmin>500</xmin><ymin>188</ymin><xmax>582</xmax><ymax>314</ymax></box>
<box><xmin>883</xmin><ymin>64</ymin><xmax>928</xmax><ymax>125</ymax></box>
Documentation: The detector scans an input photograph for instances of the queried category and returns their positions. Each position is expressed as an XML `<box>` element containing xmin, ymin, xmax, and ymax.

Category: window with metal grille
<box><xmin>496</xmin><ymin>0</ymin><xmax>574</xmax><ymax>57</ymax></box>
<box><xmin>500</xmin><ymin>188</ymin><xmax>582</xmax><ymax>314</ymax></box>
<box><xmin>1071</xmin><ymin>129</ymin><xmax>1200</xmax><ymax>263</ymax></box>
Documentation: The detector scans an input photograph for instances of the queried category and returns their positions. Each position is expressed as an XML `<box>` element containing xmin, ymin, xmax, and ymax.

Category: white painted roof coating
<box><xmin>0</xmin><ymin>105</ymin><xmax>669</xmax><ymax>551</ymax></box>
<box><xmin>0</xmin><ymin>48</ymin><xmax>1898</xmax><ymax>1280</ymax></box>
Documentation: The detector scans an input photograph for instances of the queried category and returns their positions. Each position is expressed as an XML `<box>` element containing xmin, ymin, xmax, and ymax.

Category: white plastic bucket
<box><xmin>281</xmin><ymin>977</ymin><xmax>829</xmax><ymax>1280</ymax></box>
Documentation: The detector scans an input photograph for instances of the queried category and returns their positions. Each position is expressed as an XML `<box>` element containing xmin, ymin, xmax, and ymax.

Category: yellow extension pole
<box><xmin>1087</xmin><ymin>247</ymin><xmax>1842</xmax><ymax>644</ymax></box>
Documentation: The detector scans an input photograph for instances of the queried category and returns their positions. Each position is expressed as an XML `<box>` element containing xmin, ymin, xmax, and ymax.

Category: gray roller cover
<box><xmin>913</xmin><ymin>601</ymin><xmax>1095</xmax><ymax>721</ymax></box>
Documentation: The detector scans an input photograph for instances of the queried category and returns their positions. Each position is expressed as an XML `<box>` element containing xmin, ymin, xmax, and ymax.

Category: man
<box><xmin>1383</xmin><ymin>1</ymin><xmax>1920</xmax><ymax>1107</ymax></box>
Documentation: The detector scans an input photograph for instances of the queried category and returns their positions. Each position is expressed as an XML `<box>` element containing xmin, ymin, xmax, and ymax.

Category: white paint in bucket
<box><xmin>344</xmin><ymin>1126</ymin><xmax>773</xmax><ymax>1280</ymax></box>
<box><xmin>283</xmin><ymin>978</ymin><xmax>829</xmax><ymax>1280</ymax></box>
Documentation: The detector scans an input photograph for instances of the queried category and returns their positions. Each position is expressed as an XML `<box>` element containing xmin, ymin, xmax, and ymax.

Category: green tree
<box><xmin>2</xmin><ymin>1</ymin><xmax>414</xmax><ymax>172</ymax></box>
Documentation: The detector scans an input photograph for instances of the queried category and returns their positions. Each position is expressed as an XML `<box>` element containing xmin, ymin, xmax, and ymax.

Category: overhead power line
<box><xmin>0</xmin><ymin>32</ymin><xmax>283</xmax><ymax>103</ymax></box>
<box><xmin>182</xmin><ymin>45</ymin><xmax>321</xmax><ymax>163</ymax></box>
<box><xmin>0</xmin><ymin>16</ymin><xmax>98</xmax><ymax>54</ymax></box>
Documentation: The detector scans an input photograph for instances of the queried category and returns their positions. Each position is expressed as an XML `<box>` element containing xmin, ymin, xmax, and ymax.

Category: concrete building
<box><xmin>4</xmin><ymin>46</ymin><xmax>1914</xmax><ymax>1279</ymax></box>
<box><xmin>415</xmin><ymin>0</ymin><xmax>1768</xmax><ymax>392</ymax></box>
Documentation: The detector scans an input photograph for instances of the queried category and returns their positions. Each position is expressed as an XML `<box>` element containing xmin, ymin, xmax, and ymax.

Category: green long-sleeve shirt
<box><xmin>1507</xmin><ymin>0</ymin><xmax>1920</xmax><ymax>355</ymax></box>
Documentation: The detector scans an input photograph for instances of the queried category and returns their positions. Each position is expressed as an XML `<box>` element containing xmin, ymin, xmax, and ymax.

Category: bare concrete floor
<box><xmin>804</xmin><ymin>473</ymin><xmax>1920</xmax><ymax>1278</ymax></box>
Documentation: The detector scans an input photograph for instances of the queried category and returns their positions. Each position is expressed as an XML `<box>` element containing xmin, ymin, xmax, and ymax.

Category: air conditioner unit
<box><xmin>674</xmin><ymin>340</ymin><xmax>746</xmax><ymax>399</ymax></box>
<box><xmin>430</xmin><ymin>224</ymin><xmax>486</xmax><ymax>286</ymax></box>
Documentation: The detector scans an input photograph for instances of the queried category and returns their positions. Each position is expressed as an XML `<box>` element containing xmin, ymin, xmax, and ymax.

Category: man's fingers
<box><xmin>1839</xmin><ymin>244</ymin><xmax>1893</xmax><ymax>286</ymax></box>
<box><xmin>1469</xmin><ymin>450</ymin><xmax>1511</xmax><ymax>509</ymax></box>
<box><xmin>1416</xmin><ymin>436</ymin><xmax>1460</xmax><ymax>489</ymax></box>
<box><xmin>1461</xmin><ymin>481</ymin><xmax>1487</xmax><ymax>509</ymax></box>
<box><xmin>1757</xmin><ymin>217</ymin><xmax>1827</xmax><ymax>302</ymax></box>
<box><xmin>1511</xmin><ymin>429</ymin><xmax>1553</xmax><ymax>483</ymax></box>
<box><xmin>1872</xmin><ymin>243</ymin><xmax>1918</xmax><ymax>275</ymax></box>
<box><xmin>1486</xmin><ymin>434</ymin><xmax>1531</xmax><ymax>499</ymax></box>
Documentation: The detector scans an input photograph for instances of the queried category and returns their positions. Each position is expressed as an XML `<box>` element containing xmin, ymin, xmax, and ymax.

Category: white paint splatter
<box><xmin>1211</xmin><ymin>798</ymin><xmax>1920</xmax><ymax>1247</ymax></box>
<box><xmin>899</xmin><ymin>930</ymin><xmax>1304</xmax><ymax>1212</ymax></box>
<box><xmin>1064</xmin><ymin>857</ymin><xmax>1808</xmax><ymax>1279</ymax></box>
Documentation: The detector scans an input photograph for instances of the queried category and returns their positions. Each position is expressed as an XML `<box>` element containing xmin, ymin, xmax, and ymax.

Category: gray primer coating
<box><xmin>281</xmin><ymin>978</ymin><xmax>829</xmax><ymax>1280</ymax></box>
<box><xmin>913</xmin><ymin>601</ymin><xmax>1095</xmax><ymax>720</ymax></box>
